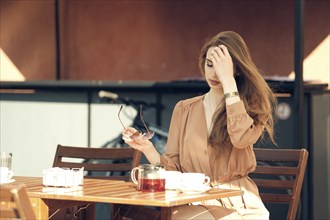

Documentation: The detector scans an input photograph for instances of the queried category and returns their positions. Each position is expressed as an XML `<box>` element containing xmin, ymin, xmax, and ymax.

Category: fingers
<box><xmin>209</xmin><ymin>48</ymin><xmax>220</xmax><ymax>63</ymax></box>
<box><xmin>121</xmin><ymin>126</ymin><xmax>152</xmax><ymax>153</ymax></box>
<box><xmin>122</xmin><ymin>127</ymin><xmax>137</xmax><ymax>144</ymax></box>
<box><xmin>123</xmin><ymin>136</ymin><xmax>132</xmax><ymax>142</ymax></box>
<box><xmin>209</xmin><ymin>53</ymin><xmax>219</xmax><ymax>63</ymax></box>
<box><xmin>211</xmin><ymin>45</ymin><xmax>230</xmax><ymax>60</ymax></box>
<box><xmin>122</xmin><ymin>127</ymin><xmax>136</xmax><ymax>136</ymax></box>
<box><xmin>123</xmin><ymin>136</ymin><xmax>150</xmax><ymax>152</ymax></box>
<box><xmin>213</xmin><ymin>46</ymin><xmax>226</xmax><ymax>60</ymax></box>
<box><xmin>207</xmin><ymin>45</ymin><xmax>234</xmax><ymax>81</ymax></box>
<box><xmin>122</xmin><ymin>127</ymin><xmax>147</xmax><ymax>143</ymax></box>
<box><xmin>218</xmin><ymin>45</ymin><xmax>230</xmax><ymax>57</ymax></box>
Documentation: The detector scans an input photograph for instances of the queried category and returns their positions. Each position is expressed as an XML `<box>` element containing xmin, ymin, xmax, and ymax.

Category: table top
<box><xmin>10</xmin><ymin>176</ymin><xmax>243</xmax><ymax>207</ymax></box>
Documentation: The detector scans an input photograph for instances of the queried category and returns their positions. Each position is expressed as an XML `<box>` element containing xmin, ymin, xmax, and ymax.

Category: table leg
<box><xmin>30</xmin><ymin>197</ymin><xmax>49</xmax><ymax>220</ymax></box>
<box><xmin>160</xmin><ymin>207</ymin><xmax>172</xmax><ymax>220</ymax></box>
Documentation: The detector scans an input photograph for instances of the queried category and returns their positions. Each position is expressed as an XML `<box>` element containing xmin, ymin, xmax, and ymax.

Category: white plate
<box><xmin>0</xmin><ymin>178</ymin><xmax>15</xmax><ymax>184</ymax></box>
<box><xmin>178</xmin><ymin>186</ymin><xmax>212</xmax><ymax>194</ymax></box>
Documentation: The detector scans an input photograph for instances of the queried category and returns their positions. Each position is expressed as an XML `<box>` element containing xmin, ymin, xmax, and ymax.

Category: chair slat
<box><xmin>254</xmin><ymin>148</ymin><xmax>301</xmax><ymax>162</ymax></box>
<box><xmin>57</xmin><ymin>146</ymin><xmax>135</xmax><ymax>160</ymax></box>
<box><xmin>254</xmin><ymin>166</ymin><xmax>298</xmax><ymax>175</ymax></box>
<box><xmin>55</xmin><ymin>161</ymin><xmax>133</xmax><ymax>172</ymax></box>
<box><xmin>259</xmin><ymin>193</ymin><xmax>292</xmax><ymax>203</ymax></box>
<box><xmin>254</xmin><ymin>179</ymin><xmax>294</xmax><ymax>189</ymax></box>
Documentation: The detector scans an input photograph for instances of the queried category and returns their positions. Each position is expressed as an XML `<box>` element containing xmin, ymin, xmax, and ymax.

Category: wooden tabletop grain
<box><xmin>5</xmin><ymin>176</ymin><xmax>243</xmax><ymax>219</ymax></box>
<box><xmin>12</xmin><ymin>176</ymin><xmax>243</xmax><ymax>207</ymax></box>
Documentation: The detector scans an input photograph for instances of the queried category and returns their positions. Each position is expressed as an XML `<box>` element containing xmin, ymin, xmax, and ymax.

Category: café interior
<box><xmin>0</xmin><ymin>1</ymin><xmax>329</xmax><ymax>220</ymax></box>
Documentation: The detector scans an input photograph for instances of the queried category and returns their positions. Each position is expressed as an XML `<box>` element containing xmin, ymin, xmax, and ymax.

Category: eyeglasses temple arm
<box><xmin>118</xmin><ymin>105</ymin><xmax>127</xmax><ymax>130</ymax></box>
<box><xmin>139</xmin><ymin>105</ymin><xmax>151</xmax><ymax>133</ymax></box>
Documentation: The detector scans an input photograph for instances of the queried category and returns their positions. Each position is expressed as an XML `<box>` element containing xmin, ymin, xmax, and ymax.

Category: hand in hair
<box><xmin>209</xmin><ymin>45</ymin><xmax>235</xmax><ymax>84</ymax></box>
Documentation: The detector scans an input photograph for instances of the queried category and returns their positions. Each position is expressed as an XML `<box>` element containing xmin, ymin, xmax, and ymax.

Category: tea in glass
<box><xmin>131</xmin><ymin>164</ymin><xmax>166</xmax><ymax>192</ymax></box>
<box><xmin>138</xmin><ymin>178</ymin><xmax>165</xmax><ymax>192</ymax></box>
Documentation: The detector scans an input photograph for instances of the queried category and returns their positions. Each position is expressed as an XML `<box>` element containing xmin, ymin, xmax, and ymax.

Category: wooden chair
<box><xmin>0</xmin><ymin>184</ymin><xmax>36</xmax><ymax>220</ymax></box>
<box><xmin>51</xmin><ymin>144</ymin><xmax>142</xmax><ymax>220</ymax></box>
<box><xmin>250</xmin><ymin>148</ymin><xmax>309</xmax><ymax>220</ymax></box>
<box><xmin>53</xmin><ymin>144</ymin><xmax>142</xmax><ymax>181</ymax></box>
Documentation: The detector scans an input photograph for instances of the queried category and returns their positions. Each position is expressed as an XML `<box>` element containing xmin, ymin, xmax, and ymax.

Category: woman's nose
<box><xmin>211</xmin><ymin>70</ymin><xmax>218</xmax><ymax>78</ymax></box>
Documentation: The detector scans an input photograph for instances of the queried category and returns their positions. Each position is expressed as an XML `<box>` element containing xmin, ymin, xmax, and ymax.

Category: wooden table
<box><xmin>10</xmin><ymin>176</ymin><xmax>243</xmax><ymax>220</ymax></box>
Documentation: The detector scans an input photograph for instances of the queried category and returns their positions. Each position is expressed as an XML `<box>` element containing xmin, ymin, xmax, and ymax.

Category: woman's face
<box><xmin>204</xmin><ymin>46</ymin><xmax>223</xmax><ymax>90</ymax></box>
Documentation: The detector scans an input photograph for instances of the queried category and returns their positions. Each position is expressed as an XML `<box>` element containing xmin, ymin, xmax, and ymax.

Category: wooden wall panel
<box><xmin>1</xmin><ymin>0</ymin><xmax>329</xmax><ymax>81</ymax></box>
<box><xmin>0</xmin><ymin>0</ymin><xmax>55</xmax><ymax>80</ymax></box>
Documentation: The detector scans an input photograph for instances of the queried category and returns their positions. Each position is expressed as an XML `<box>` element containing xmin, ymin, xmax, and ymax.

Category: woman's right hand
<box><xmin>209</xmin><ymin>45</ymin><xmax>235</xmax><ymax>85</ymax></box>
<box><xmin>122</xmin><ymin>127</ymin><xmax>154</xmax><ymax>153</ymax></box>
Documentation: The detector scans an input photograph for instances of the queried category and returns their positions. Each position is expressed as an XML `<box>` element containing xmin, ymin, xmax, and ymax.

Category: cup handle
<box><xmin>204</xmin><ymin>176</ymin><xmax>210</xmax><ymax>185</ymax></box>
<box><xmin>130</xmin><ymin>167</ymin><xmax>139</xmax><ymax>184</ymax></box>
<box><xmin>7</xmin><ymin>170</ymin><xmax>13</xmax><ymax>180</ymax></box>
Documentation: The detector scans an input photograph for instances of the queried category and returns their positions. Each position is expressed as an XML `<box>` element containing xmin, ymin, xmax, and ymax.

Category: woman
<box><xmin>122</xmin><ymin>31</ymin><xmax>276</xmax><ymax>219</ymax></box>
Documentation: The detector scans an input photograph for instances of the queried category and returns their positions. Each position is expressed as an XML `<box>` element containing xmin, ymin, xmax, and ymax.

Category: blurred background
<box><xmin>1</xmin><ymin>0</ymin><xmax>329</xmax><ymax>82</ymax></box>
<box><xmin>1</xmin><ymin>0</ymin><xmax>329</xmax><ymax>219</ymax></box>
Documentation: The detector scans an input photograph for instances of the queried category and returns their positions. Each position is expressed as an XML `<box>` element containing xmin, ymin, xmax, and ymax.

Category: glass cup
<box><xmin>0</xmin><ymin>152</ymin><xmax>13</xmax><ymax>182</ymax></box>
<box><xmin>131</xmin><ymin>164</ymin><xmax>166</xmax><ymax>192</ymax></box>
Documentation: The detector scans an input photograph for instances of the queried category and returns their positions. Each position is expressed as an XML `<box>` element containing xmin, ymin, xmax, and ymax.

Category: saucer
<box><xmin>0</xmin><ymin>178</ymin><xmax>15</xmax><ymax>184</ymax></box>
<box><xmin>178</xmin><ymin>185</ymin><xmax>212</xmax><ymax>194</ymax></box>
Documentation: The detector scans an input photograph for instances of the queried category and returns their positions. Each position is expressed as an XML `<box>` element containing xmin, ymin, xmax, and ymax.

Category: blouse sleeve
<box><xmin>226</xmin><ymin>101</ymin><xmax>265</xmax><ymax>149</ymax></box>
<box><xmin>160</xmin><ymin>101</ymin><xmax>183</xmax><ymax>171</ymax></box>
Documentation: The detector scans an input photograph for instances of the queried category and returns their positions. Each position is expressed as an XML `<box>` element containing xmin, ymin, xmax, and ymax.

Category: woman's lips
<box><xmin>209</xmin><ymin>79</ymin><xmax>220</xmax><ymax>85</ymax></box>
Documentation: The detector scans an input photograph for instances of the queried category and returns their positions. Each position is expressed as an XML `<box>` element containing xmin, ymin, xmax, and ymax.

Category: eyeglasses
<box><xmin>118</xmin><ymin>105</ymin><xmax>155</xmax><ymax>140</ymax></box>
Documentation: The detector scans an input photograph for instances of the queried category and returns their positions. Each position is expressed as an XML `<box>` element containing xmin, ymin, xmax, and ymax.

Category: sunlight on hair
<box><xmin>0</xmin><ymin>48</ymin><xmax>25</xmax><ymax>81</ymax></box>
<box><xmin>289</xmin><ymin>35</ymin><xmax>330</xmax><ymax>84</ymax></box>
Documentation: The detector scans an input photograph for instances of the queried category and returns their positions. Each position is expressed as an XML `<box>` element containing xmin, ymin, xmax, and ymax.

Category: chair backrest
<box><xmin>0</xmin><ymin>184</ymin><xmax>36</xmax><ymax>219</ymax></box>
<box><xmin>53</xmin><ymin>144</ymin><xmax>142</xmax><ymax>181</ymax></box>
<box><xmin>250</xmin><ymin>148</ymin><xmax>309</xmax><ymax>220</ymax></box>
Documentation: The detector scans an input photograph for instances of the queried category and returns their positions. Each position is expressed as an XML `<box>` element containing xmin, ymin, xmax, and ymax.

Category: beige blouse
<box><xmin>160</xmin><ymin>95</ymin><xmax>269</xmax><ymax>219</ymax></box>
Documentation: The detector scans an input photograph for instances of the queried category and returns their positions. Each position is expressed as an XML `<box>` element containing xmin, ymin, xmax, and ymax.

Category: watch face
<box><xmin>276</xmin><ymin>102</ymin><xmax>291</xmax><ymax>120</ymax></box>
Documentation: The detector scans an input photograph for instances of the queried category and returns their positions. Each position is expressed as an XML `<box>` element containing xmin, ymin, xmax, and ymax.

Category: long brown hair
<box><xmin>198</xmin><ymin>31</ymin><xmax>277</xmax><ymax>147</ymax></box>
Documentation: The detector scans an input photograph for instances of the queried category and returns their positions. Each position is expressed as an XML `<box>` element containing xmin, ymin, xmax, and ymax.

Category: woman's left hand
<box><xmin>209</xmin><ymin>45</ymin><xmax>234</xmax><ymax>84</ymax></box>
